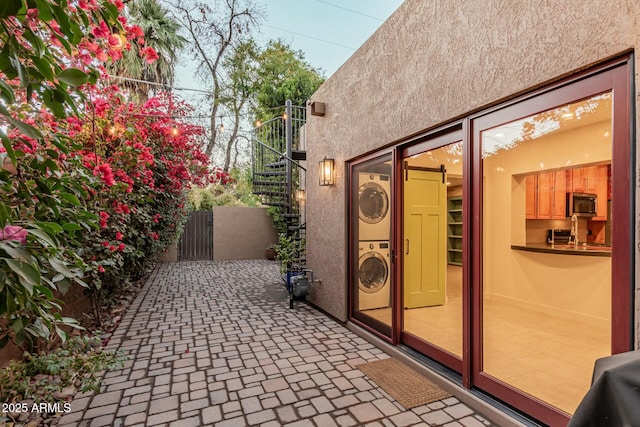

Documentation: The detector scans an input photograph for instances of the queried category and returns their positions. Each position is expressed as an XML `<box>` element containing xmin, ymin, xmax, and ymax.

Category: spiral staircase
<box><xmin>251</xmin><ymin>100</ymin><xmax>307</xmax><ymax>274</ymax></box>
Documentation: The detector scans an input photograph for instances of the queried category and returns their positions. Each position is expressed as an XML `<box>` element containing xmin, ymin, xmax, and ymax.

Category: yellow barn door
<box><xmin>403</xmin><ymin>166</ymin><xmax>447</xmax><ymax>308</ymax></box>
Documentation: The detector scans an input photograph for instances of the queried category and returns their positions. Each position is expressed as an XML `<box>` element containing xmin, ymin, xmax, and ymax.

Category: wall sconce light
<box><xmin>310</xmin><ymin>101</ymin><xmax>325</xmax><ymax>116</ymax></box>
<box><xmin>319</xmin><ymin>157</ymin><xmax>335</xmax><ymax>186</ymax></box>
<box><xmin>295</xmin><ymin>189</ymin><xmax>306</xmax><ymax>203</ymax></box>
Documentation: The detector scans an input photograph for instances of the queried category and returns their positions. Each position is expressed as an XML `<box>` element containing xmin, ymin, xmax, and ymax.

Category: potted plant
<box><xmin>265</xmin><ymin>245</ymin><xmax>277</xmax><ymax>260</ymax></box>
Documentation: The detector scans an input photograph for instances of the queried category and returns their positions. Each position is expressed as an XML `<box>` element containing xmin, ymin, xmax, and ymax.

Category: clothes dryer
<box><xmin>358</xmin><ymin>173</ymin><xmax>391</xmax><ymax>241</ymax></box>
<box><xmin>358</xmin><ymin>241</ymin><xmax>391</xmax><ymax>310</ymax></box>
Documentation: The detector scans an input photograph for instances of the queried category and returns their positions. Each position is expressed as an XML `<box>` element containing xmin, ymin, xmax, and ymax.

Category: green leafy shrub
<box><xmin>0</xmin><ymin>2</ymin><xmax>222</xmax><ymax>352</ymax></box>
<box><xmin>275</xmin><ymin>233</ymin><xmax>305</xmax><ymax>274</ymax></box>
<box><xmin>267</xmin><ymin>206</ymin><xmax>287</xmax><ymax>234</ymax></box>
<box><xmin>0</xmin><ymin>335</ymin><xmax>126</xmax><ymax>404</ymax></box>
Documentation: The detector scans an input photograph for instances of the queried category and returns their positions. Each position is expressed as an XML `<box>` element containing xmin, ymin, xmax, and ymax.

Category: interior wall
<box><xmin>304</xmin><ymin>0</ymin><xmax>639</xmax><ymax>323</ymax></box>
<box><xmin>484</xmin><ymin>121</ymin><xmax>612</xmax><ymax>322</ymax></box>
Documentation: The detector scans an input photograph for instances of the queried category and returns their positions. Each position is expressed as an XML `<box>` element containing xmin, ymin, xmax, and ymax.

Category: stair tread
<box><xmin>266</xmin><ymin>161</ymin><xmax>287</xmax><ymax>168</ymax></box>
<box><xmin>254</xmin><ymin>171</ymin><xmax>287</xmax><ymax>177</ymax></box>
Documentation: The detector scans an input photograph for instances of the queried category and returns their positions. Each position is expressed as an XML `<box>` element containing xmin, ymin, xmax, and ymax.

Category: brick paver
<box><xmin>55</xmin><ymin>260</ymin><xmax>497</xmax><ymax>426</ymax></box>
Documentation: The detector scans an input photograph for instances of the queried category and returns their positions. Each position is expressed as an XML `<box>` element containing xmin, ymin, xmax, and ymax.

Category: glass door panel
<box><xmin>351</xmin><ymin>155</ymin><xmax>393</xmax><ymax>337</ymax></box>
<box><xmin>402</xmin><ymin>140</ymin><xmax>464</xmax><ymax>364</ymax></box>
<box><xmin>480</xmin><ymin>93</ymin><xmax>613</xmax><ymax>415</ymax></box>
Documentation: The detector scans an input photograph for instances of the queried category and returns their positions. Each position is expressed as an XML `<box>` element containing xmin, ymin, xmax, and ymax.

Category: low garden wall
<box><xmin>159</xmin><ymin>206</ymin><xmax>278</xmax><ymax>262</ymax></box>
<box><xmin>212</xmin><ymin>206</ymin><xmax>278</xmax><ymax>260</ymax></box>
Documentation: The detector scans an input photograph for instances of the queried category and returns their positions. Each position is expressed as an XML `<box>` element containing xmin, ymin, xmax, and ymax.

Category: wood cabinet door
<box><xmin>592</xmin><ymin>165</ymin><xmax>609</xmax><ymax>220</ymax></box>
<box><xmin>551</xmin><ymin>170</ymin><xmax>568</xmax><ymax>219</ymax></box>
<box><xmin>525</xmin><ymin>174</ymin><xmax>537</xmax><ymax>219</ymax></box>
<box><xmin>536</xmin><ymin>171</ymin><xmax>553</xmax><ymax>219</ymax></box>
<box><xmin>585</xmin><ymin>166</ymin><xmax>598</xmax><ymax>193</ymax></box>
<box><xmin>570</xmin><ymin>167</ymin><xmax>587</xmax><ymax>192</ymax></box>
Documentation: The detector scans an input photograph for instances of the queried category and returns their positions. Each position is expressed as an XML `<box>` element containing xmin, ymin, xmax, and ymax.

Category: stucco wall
<box><xmin>304</xmin><ymin>0</ymin><xmax>640</xmax><ymax>322</ymax></box>
<box><xmin>213</xmin><ymin>206</ymin><xmax>278</xmax><ymax>260</ymax></box>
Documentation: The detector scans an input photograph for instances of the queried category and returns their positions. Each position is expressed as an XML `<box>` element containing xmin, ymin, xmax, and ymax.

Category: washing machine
<box><xmin>358</xmin><ymin>241</ymin><xmax>391</xmax><ymax>310</ymax></box>
<box><xmin>358</xmin><ymin>172</ymin><xmax>391</xmax><ymax>241</ymax></box>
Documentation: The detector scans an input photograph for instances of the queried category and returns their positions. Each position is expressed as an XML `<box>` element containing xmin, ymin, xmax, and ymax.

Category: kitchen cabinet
<box><xmin>526</xmin><ymin>175</ymin><xmax>537</xmax><ymax>219</ymax></box>
<box><xmin>527</xmin><ymin>165</ymin><xmax>609</xmax><ymax>221</ymax></box>
<box><xmin>525</xmin><ymin>170</ymin><xmax>567</xmax><ymax>220</ymax></box>
<box><xmin>570</xmin><ymin>167</ymin><xmax>587</xmax><ymax>192</ymax></box>
<box><xmin>592</xmin><ymin>165</ymin><xmax>609</xmax><ymax>221</ymax></box>
<box><xmin>447</xmin><ymin>196</ymin><xmax>463</xmax><ymax>266</ymax></box>
<box><xmin>551</xmin><ymin>170</ymin><xmax>567</xmax><ymax>219</ymax></box>
<box><xmin>536</xmin><ymin>171</ymin><xmax>553</xmax><ymax>219</ymax></box>
<box><xmin>570</xmin><ymin>165</ymin><xmax>599</xmax><ymax>194</ymax></box>
<box><xmin>570</xmin><ymin>165</ymin><xmax>609</xmax><ymax>220</ymax></box>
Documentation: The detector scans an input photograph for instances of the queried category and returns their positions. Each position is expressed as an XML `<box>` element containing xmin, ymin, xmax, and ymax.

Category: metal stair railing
<box><xmin>251</xmin><ymin>100</ymin><xmax>307</xmax><ymax>278</ymax></box>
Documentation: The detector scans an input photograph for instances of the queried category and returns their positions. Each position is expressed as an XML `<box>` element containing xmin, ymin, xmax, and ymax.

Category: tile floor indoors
<box><xmin>53</xmin><ymin>260</ymin><xmax>504</xmax><ymax>427</ymax></box>
<box><xmin>361</xmin><ymin>266</ymin><xmax>609</xmax><ymax>414</ymax></box>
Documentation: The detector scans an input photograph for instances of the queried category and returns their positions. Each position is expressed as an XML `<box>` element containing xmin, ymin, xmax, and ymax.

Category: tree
<box><xmin>215</xmin><ymin>39</ymin><xmax>325</xmax><ymax>170</ymax></box>
<box><xmin>167</xmin><ymin>0</ymin><xmax>262</xmax><ymax>166</ymax></box>
<box><xmin>252</xmin><ymin>39</ymin><xmax>325</xmax><ymax>121</ymax></box>
<box><xmin>219</xmin><ymin>39</ymin><xmax>259</xmax><ymax>171</ymax></box>
<box><xmin>109</xmin><ymin>0</ymin><xmax>187</xmax><ymax>102</ymax></box>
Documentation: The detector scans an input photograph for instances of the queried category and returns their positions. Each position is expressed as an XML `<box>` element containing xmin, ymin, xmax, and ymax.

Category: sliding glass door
<box><xmin>400</xmin><ymin>129</ymin><xmax>465</xmax><ymax>372</ymax></box>
<box><xmin>347</xmin><ymin>56</ymin><xmax>632</xmax><ymax>427</ymax></box>
<box><xmin>471</xmin><ymin>60</ymin><xmax>632</xmax><ymax>426</ymax></box>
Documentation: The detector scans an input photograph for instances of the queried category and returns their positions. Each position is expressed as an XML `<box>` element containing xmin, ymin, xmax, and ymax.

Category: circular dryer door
<box><xmin>359</xmin><ymin>181</ymin><xmax>389</xmax><ymax>224</ymax></box>
<box><xmin>359</xmin><ymin>252</ymin><xmax>388</xmax><ymax>293</ymax></box>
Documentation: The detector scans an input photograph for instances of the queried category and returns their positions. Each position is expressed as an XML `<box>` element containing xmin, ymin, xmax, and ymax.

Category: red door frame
<box><xmin>469</xmin><ymin>56</ymin><xmax>633</xmax><ymax>426</ymax></box>
<box><xmin>347</xmin><ymin>149</ymin><xmax>396</xmax><ymax>343</ymax></box>
<box><xmin>346</xmin><ymin>54</ymin><xmax>633</xmax><ymax>427</ymax></box>
<box><xmin>396</xmin><ymin>127</ymin><xmax>466</xmax><ymax>373</ymax></box>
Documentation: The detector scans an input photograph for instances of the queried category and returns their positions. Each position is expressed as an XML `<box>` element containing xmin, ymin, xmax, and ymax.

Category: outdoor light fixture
<box><xmin>318</xmin><ymin>157</ymin><xmax>335</xmax><ymax>186</ymax></box>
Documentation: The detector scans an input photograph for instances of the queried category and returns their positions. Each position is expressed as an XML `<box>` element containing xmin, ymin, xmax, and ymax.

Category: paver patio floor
<box><xmin>56</xmin><ymin>260</ymin><xmax>496</xmax><ymax>427</ymax></box>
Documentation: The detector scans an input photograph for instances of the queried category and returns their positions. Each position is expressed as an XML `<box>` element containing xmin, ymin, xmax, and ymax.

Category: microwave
<box><xmin>566</xmin><ymin>192</ymin><xmax>597</xmax><ymax>217</ymax></box>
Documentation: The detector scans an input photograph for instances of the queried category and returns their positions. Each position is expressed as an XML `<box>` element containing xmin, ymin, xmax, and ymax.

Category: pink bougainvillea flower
<box><xmin>117</xmin><ymin>243</ymin><xmax>125</xmax><ymax>251</ymax></box>
<box><xmin>98</xmin><ymin>265</ymin><xmax>105</xmax><ymax>273</ymax></box>
<box><xmin>0</xmin><ymin>225</ymin><xmax>28</xmax><ymax>245</ymax></box>
<box><xmin>110</xmin><ymin>0</ymin><xmax>124</xmax><ymax>11</ymax></box>
<box><xmin>99</xmin><ymin>211</ymin><xmax>110</xmax><ymax>228</ymax></box>
<box><xmin>115</xmin><ymin>232</ymin><xmax>123</xmax><ymax>241</ymax></box>
<box><xmin>127</xmin><ymin>25</ymin><xmax>144</xmax><ymax>39</ymax></box>
<box><xmin>94</xmin><ymin>163</ymin><xmax>115</xmax><ymax>186</ymax></box>
<box><xmin>139</xmin><ymin>46</ymin><xmax>159</xmax><ymax>64</ymax></box>
<box><xmin>96</xmin><ymin>50</ymin><xmax>108</xmax><ymax>62</ymax></box>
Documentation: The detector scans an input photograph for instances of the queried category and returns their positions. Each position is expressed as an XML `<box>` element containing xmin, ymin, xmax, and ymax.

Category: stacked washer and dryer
<box><xmin>357</xmin><ymin>172</ymin><xmax>391</xmax><ymax>311</ymax></box>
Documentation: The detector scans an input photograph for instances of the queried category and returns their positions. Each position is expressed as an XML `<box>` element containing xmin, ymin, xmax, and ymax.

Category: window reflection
<box><xmin>481</xmin><ymin>92</ymin><xmax>612</xmax><ymax>414</ymax></box>
<box><xmin>482</xmin><ymin>93</ymin><xmax>612</xmax><ymax>158</ymax></box>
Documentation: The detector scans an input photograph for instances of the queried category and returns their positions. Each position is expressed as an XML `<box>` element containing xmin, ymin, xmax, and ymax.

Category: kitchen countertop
<box><xmin>511</xmin><ymin>243</ymin><xmax>611</xmax><ymax>257</ymax></box>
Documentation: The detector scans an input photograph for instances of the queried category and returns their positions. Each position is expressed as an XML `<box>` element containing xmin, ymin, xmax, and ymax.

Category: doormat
<box><xmin>357</xmin><ymin>358</ymin><xmax>451</xmax><ymax>409</ymax></box>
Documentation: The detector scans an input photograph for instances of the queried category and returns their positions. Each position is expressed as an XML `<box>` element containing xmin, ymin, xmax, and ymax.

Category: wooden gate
<box><xmin>179</xmin><ymin>211</ymin><xmax>213</xmax><ymax>260</ymax></box>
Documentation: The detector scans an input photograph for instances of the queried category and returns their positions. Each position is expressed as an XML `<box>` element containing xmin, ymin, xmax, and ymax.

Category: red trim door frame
<box><xmin>470</xmin><ymin>56</ymin><xmax>633</xmax><ymax>427</ymax></box>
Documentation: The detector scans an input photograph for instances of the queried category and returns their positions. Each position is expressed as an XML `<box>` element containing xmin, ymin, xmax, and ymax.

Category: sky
<box><xmin>254</xmin><ymin>0</ymin><xmax>405</xmax><ymax>78</ymax></box>
<box><xmin>169</xmin><ymin>0</ymin><xmax>405</xmax><ymax>167</ymax></box>
<box><xmin>173</xmin><ymin>0</ymin><xmax>405</xmax><ymax>88</ymax></box>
